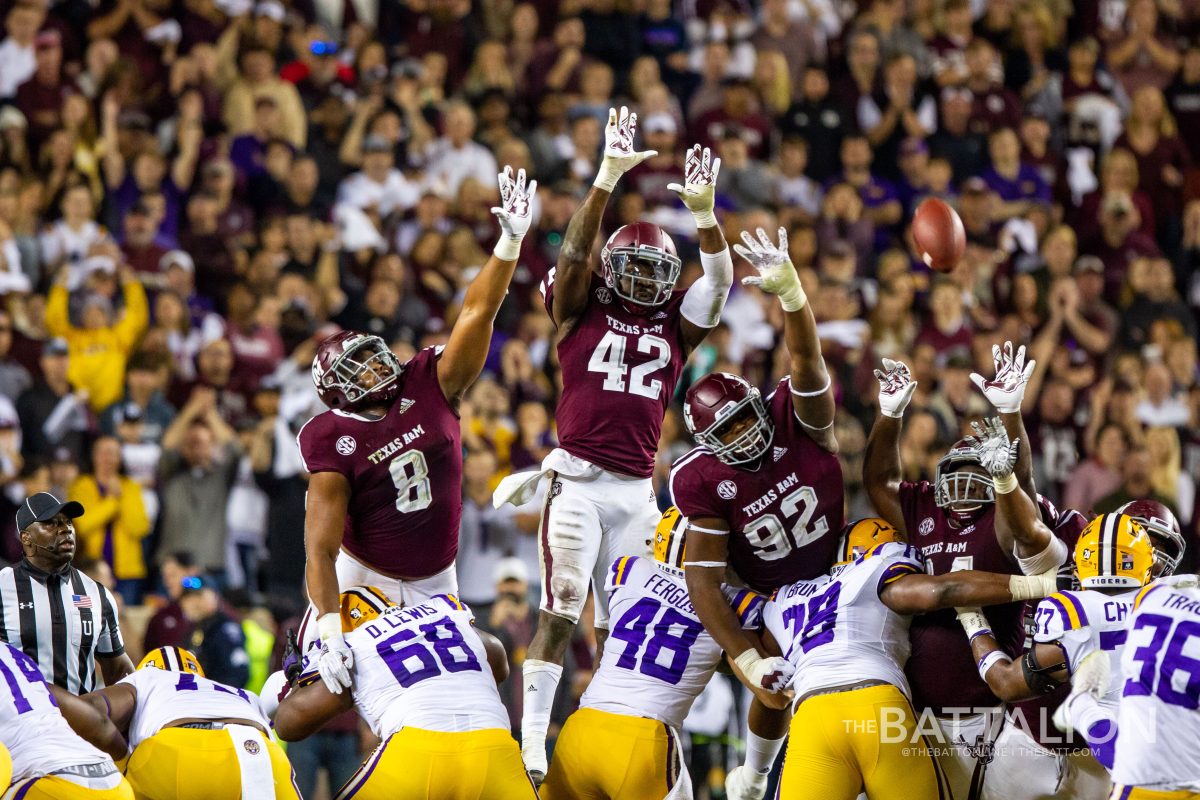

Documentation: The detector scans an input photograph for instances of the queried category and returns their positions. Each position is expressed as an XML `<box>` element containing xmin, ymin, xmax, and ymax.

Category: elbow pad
<box><xmin>681</xmin><ymin>248</ymin><xmax>732</xmax><ymax>329</ymax></box>
<box><xmin>1016</xmin><ymin>536</ymin><xmax>1069</xmax><ymax>575</ymax></box>
<box><xmin>1022</xmin><ymin>647</ymin><xmax>1067</xmax><ymax>694</ymax></box>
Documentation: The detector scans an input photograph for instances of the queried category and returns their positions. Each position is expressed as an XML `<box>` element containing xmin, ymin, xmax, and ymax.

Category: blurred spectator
<box><xmin>0</xmin><ymin>309</ymin><xmax>31</xmax><ymax>401</ymax></box>
<box><xmin>224</xmin><ymin>45</ymin><xmax>306</xmax><ymax>148</ymax></box>
<box><xmin>457</xmin><ymin>449</ymin><xmax>519</xmax><ymax>607</ymax></box>
<box><xmin>16</xmin><ymin>338</ymin><xmax>88</xmax><ymax>462</ymax></box>
<box><xmin>1095</xmin><ymin>445</ymin><xmax>1178</xmax><ymax>515</ymax></box>
<box><xmin>0</xmin><ymin>3</ymin><xmax>44</xmax><ymax>101</ymax></box>
<box><xmin>180</xmin><ymin>575</ymin><xmax>250</xmax><ymax>687</ymax></box>
<box><xmin>1107</xmin><ymin>0</ymin><xmax>1181</xmax><ymax>95</ymax></box>
<box><xmin>70</xmin><ymin>435</ymin><xmax>151</xmax><ymax>604</ymax></box>
<box><xmin>1064</xmin><ymin>422</ymin><xmax>1128</xmax><ymax>514</ymax></box>
<box><xmin>156</xmin><ymin>387</ymin><xmax>241</xmax><ymax>577</ymax></box>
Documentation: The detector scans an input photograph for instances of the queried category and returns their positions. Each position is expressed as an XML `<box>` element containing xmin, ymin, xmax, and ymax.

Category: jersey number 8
<box><xmin>389</xmin><ymin>451</ymin><xmax>432</xmax><ymax>513</ymax></box>
<box><xmin>743</xmin><ymin>486</ymin><xmax>829</xmax><ymax>561</ymax></box>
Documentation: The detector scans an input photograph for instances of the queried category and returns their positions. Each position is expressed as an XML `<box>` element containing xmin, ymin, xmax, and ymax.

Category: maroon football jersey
<box><xmin>669</xmin><ymin>379</ymin><xmax>845</xmax><ymax>593</ymax></box>
<box><xmin>543</xmin><ymin>272</ymin><xmax>688</xmax><ymax>478</ymax></box>
<box><xmin>1012</xmin><ymin>504</ymin><xmax>1089</xmax><ymax>749</ymax></box>
<box><xmin>296</xmin><ymin>347</ymin><xmax>461</xmax><ymax>578</ymax></box>
<box><xmin>901</xmin><ymin>482</ymin><xmax>1068</xmax><ymax>713</ymax></box>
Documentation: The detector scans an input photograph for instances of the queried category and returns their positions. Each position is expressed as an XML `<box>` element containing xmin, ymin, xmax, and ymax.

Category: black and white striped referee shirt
<box><xmin>0</xmin><ymin>559</ymin><xmax>124</xmax><ymax>693</ymax></box>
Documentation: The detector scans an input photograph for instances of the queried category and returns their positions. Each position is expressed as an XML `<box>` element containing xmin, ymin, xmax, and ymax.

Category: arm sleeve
<box><xmin>680</xmin><ymin>248</ymin><xmax>733</xmax><ymax>329</ymax></box>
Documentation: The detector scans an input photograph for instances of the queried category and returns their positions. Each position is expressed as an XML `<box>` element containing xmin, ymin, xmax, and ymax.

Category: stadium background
<box><xmin>0</xmin><ymin>0</ymin><xmax>1197</xmax><ymax>795</ymax></box>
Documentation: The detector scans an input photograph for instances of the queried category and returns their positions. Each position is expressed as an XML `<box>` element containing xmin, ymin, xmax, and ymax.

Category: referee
<box><xmin>0</xmin><ymin>492</ymin><xmax>134</xmax><ymax>692</ymax></box>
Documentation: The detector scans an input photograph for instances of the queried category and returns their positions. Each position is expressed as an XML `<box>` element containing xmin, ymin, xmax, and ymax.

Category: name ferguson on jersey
<box><xmin>366</xmin><ymin>424</ymin><xmax>426</xmax><ymax>464</ymax></box>
<box><xmin>741</xmin><ymin>472</ymin><xmax>801</xmax><ymax>516</ymax></box>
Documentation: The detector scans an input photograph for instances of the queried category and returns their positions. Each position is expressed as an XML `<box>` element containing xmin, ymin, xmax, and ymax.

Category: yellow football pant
<box><xmin>334</xmin><ymin>728</ymin><xmax>537</xmax><ymax>800</ymax></box>
<box><xmin>125</xmin><ymin>727</ymin><xmax>299</xmax><ymax>800</ymax></box>
<box><xmin>541</xmin><ymin>707</ymin><xmax>685</xmax><ymax>800</ymax></box>
<box><xmin>1109</xmin><ymin>787</ymin><xmax>1200</xmax><ymax>800</ymax></box>
<box><xmin>778</xmin><ymin>683</ymin><xmax>947</xmax><ymax>800</ymax></box>
<box><xmin>3</xmin><ymin>775</ymin><xmax>134</xmax><ymax>799</ymax></box>
<box><xmin>0</xmin><ymin>744</ymin><xmax>10</xmax><ymax>791</ymax></box>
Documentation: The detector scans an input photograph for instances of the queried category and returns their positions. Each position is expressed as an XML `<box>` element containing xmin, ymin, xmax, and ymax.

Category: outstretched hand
<box><xmin>593</xmin><ymin>106</ymin><xmax>656</xmax><ymax>192</ymax></box>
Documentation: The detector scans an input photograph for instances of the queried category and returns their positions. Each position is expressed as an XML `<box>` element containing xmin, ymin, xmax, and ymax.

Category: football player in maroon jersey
<box><xmin>298</xmin><ymin>166</ymin><xmax>536</xmax><ymax>695</ymax></box>
<box><xmin>863</xmin><ymin>345</ymin><xmax>1083</xmax><ymax>800</ymax></box>
<box><xmin>668</xmin><ymin>227</ymin><xmax>842</xmax><ymax>799</ymax></box>
<box><xmin>493</xmin><ymin>107</ymin><xmax>735</xmax><ymax>781</ymax></box>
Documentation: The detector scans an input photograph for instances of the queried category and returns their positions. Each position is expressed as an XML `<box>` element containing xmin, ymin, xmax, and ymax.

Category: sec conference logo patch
<box><xmin>918</xmin><ymin>517</ymin><xmax>935</xmax><ymax>536</ymax></box>
<box><xmin>336</xmin><ymin>436</ymin><xmax>357</xmax><ymax>455</ymax></box>
<box><xmin>717</xmin><ymin>480</ymin><xmax>737</xmax><ymax>500</ymax></box>
<box><xmin>595</xmin><ymin>287</ymin><xmax>612</xmax><ymax>304</ymax></box>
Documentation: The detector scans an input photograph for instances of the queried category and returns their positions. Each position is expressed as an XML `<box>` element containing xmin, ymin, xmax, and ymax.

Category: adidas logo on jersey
<box><xmin>652</xmin><ymin>312</ymin><xmax>668</xmax><ymax>319</ymax></box>
<box><xmin>773</xmin><ymin>447</ymin><xmax>787</xmax><ymax>461</ymax></box>
<box><xmin>397</xmin><ymin>399</ymin><xmax>416</xmax><ymax>415</ymax></box>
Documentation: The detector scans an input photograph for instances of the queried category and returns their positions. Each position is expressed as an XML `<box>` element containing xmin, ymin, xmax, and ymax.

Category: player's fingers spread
<box><xmin>740</xmin><ymin>276</ymin><xmax>763</xmax><ymax>287</ymax></box>
<box><xmin>709</xmin><ymin>156</ymin><xmax>721</xmax><ymax>180</ymax></box>
<box><xmin>739</xmin><ymin>230</ymin><xmax>760</xmax><ymax>252</ymax></box>
<box><xmin>526</xmin><ymin>179</ymin><xmax>538</xmax><ymax>198</ymax></box>
<box><xmin>755</xmin><ymin>227</ymin><xmax>773</xmax><ymax>250</ymax></box>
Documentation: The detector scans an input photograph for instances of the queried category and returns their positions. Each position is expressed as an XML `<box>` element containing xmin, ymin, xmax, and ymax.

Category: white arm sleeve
<box><xmin>1016</xmin><ymin>534</ymin><xmax>1069</xmax><ymax>576</ymax></box>
<box><xmin>680</xmin><ymin>248</ymin><xmax>733</xmax><ymax>329</ymax></box>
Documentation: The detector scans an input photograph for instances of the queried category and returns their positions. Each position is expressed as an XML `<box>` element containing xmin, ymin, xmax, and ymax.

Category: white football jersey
<box><xmin>301</xmin><ymin>594</ymin><xmax>510</xmax><ymax>737</ymax></box>
<box><xmin>581</xmin><ymin>556</ymin><xmax>764</xmax><ymax>729</ymax></box>
<box><xmin>0</xmin><ymin>643</ymin><xmax>112</xmax><ymax>780</ymax></box>
<box><xmin>762</xmin><ymin>542</ymin><xmax>925</xmax><ymax>701</ymax></box>
<box><xmin>120</xmin><ymin>667</ymin><xmax>273</xmax><ymax>748</ymax></box>
<box><xmin>1033</xmin><ymin>588</ymin><xmax>1138</xmax><ymax>711</ymax></box>
<box><xmin>1112</xmin><ymin>576</ymin><xmax>1200</xmax><ymax>791</ymax></box>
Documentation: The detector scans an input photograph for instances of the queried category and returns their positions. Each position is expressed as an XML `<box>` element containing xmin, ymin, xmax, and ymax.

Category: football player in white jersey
<box><xmin>0</xmin><ymin>642</ymin><xmax>133</xmax><ymax>800</ymax></box>
<box><xmin>758</xmin><ymin>518</ymin><xmax>1064</xmax><ymax>799</ymax></box>
<box><xmin>274</xmin><ymin>587</ymin><xmax>536</xmax><ymax>800</ymax></box>
<box><xmin>63</xmin><ymin>646</ymin><xmax>298</xmax><ymax>800</ymax></box>
<box><xmin>962</xmin><ymin>514</ymin><xmax>1155</xmax><ymax>799</ymax></box>
<box><xmin>1054</xmin><ymin>574</ymin><xmax>1200</xmax><ymax>800</ymax></box>
<box><xmin>540</xmin><ymin>507</ymin><xmax>766</xmax><ymax>800</ymax></box>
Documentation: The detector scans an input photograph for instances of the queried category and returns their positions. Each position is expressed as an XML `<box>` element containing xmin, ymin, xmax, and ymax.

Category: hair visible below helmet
<box><xmin>835</xmin><ymin>518</ymin><xmax>901</xmax><ymax>568</ymax></box>
<box><xmin>340</xmin><ymin>586</ymin><xmax>396</xmax><ymax>633</ymax></box>
<box><xmin>600</xmin><ymin>221</ymin><xmax>682</xmax><ymax>307</ymax></box>
<box><xmin>683</xmin><ymin>373</ymin><xmax>775</xmax><ymax>466</ymax></box>
<box><xmin>138</xmin><ymin>646</ymin><xmax>205</xmax><ymax>677</ymax></box>
<box><xmin>934</xmin><ymin>439</ymin><xmax>995</xmax><ymax>520</ymax></box>
<box><xmin>1075</xmin><ymin>513</ymin><xmax>1155</xmax><ymax>589</ymax></box>
<box><xmin>1117</xmin><ymin>499</ymin><xmax>1185</xmax><ymax>577</ymax></box>
<box><xmin>654</xmin><ymin>507</ymin><xmax>687</xmax><ymax>569</ymax></box>
<box><xmin>311</xmin><ymin>330</ymin><xmax>403</xmax><ymax>411</ymax></box>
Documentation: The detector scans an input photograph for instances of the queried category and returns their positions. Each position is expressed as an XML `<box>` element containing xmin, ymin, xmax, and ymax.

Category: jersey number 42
<box><xmin>588</xmin><ymin>331</ymin><xmax>671</xmax><ymax>400</ymax></box>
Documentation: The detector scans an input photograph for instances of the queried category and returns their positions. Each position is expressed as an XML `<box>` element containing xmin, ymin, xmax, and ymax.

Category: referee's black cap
<box><xmin>16</xmin><ymin>492</ymin><xmax>84</xmax><ymax>532</ymax></box>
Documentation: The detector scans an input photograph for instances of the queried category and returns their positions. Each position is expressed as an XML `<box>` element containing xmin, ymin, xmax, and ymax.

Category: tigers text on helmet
<box><xmin>139</xmin><ymin>646</ymin><xmax>205</xmax><ymax>677</ymax></box>
<box><xmin>339</xmin><ymin>585</ymin><xmax>396</xmax><ymax>633</ymax></box>
<box><xmin>683</xmin><ymin>372</ymin><xmax>774</xmax><ymax>466</ymax></box>
<box><xmin>833</xmin><ymin>518</ymin><xmax>901</xmax><ymax>574</ymax></box>
<box><xmin>600</xmin><ymin>222</ymin><xmax>682</xmax><ymax>307</ymax></box>
<box><xmin>1074</xmin><ymin>513</ymin><xmax>1154</xmax><ymax>589</ymax></box>
<box><xmin>654</xmin><ymin>507</ymin><xmax>687</xmax><ymax>569</ymax></box>
<box><xmin>934</xmin><ymin>439</ymin><xmax>995</xmax><ymax>523</ymax></box>
<box><xmin>311</xmin><ymin>331</ymin><xmax>403</xmax><ymax>411</ymax></box>
<box><xmin>1117</xmin><ymin>499</ymin><xmax>1185</xmax><ymax>577</ymax></box>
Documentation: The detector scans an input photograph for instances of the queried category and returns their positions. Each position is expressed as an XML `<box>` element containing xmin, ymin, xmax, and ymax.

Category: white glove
<box><xmin>963</xmin><ymin>418</ymin><xmax>1020</xmax><ymax>481</ymax></box>
<box><xmin>491</xmin><ymin>165</ymin><xmax>536</xmax><ymax>261</ymax></box>
<box><xmin>874</xmin><ymin>358</ymin><xmax>917</xmax><ymax>419</ymax></box>
<box><xmin>1071</xmin><ymin>650</ymin><xmax>1110</xmax><ymax>700</ymax></box>
<box><xmin>733</xmin><ymin>649</ymin><xmax>795</xmax><ymax>693</ymax></box>
<box><xmin>593</xmin><ymin>106</ymin><xmax>656</xmax><ymax>192</ymax></box>
<box><xmin>725</xmin><ymin>766</ymin><xmax>769</xmax><ymax>800</ymax></box>
<box><xmin>734</xmin><ymin>227</ymin><xmax>806</xmax><ymax>311</ymax></box>
<box><xmin>970</xmin><ymin>341</ymin><xmax>1035</xmax><ymax>414</ymax></box>
<box><xmin>315</xmin><ymin>613</ymin><xmax>354</xmax><ymax>694</ymax></box>
<box><xmin>667</xmin><ymin>144</ymin><xmax>721</xmax><ymax>228</ymax></box>
<box><xmin>1053</xmin><ymin>651</ymin><xmax>1111</xmax><ymax>733</ymax></box>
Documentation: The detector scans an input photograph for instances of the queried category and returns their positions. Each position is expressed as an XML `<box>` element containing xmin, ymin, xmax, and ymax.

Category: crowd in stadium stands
<box><xmin>0</xmin><ymin>0</ymin><xmax>1199</xmax><ymax>794</ymax></box>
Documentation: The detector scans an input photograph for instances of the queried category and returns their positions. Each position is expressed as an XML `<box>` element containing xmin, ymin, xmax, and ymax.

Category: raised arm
<box><xmin>550</xmin><ymin>106</ymin><xmax>655</xmax><ymax>328</ymax></box>
<box><xmin>682</xmin><ymin>520</ymin><xmax>793</xmax><ymax>695</ymax></box>
<box><xmin>966</xmin><ymin>418</ymin><xmax>1067</xmax><ymax>572</ymax></box>
<box><xmin>303</xmin><ymin>469</ymin><xmax>353</xmax><ymax>696</ymax></box>
<box><xmin>863</xmin><ymin>359</ymin><xmax>917</xmax><ymax>533</ymax></box>
<box><xmin>970</xmin><ymin>341</ymin><xmax>1037</xmax><ymax>499</ymax></box>
<box><xmin>735</xmin><ymin>227</ymin><xmax>835</xmax><ymax>451</ymax></box>
<box><xmin>669</xmin><ymin>145</ymin><xmax>732</xmax><ymax>349</ymax></box>
<box><xmin>436</xmin><ymin>166</ymin><xmax>534</xmax><ymax>404</ymax></box>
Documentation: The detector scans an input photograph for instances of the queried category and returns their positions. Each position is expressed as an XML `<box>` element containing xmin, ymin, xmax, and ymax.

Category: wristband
<box><xmin>968</xmin><ymin>627</ymin><xmax>994</xmax><ymax>643</ymax></box>
<box><xmin>733</xmin><ymin>648</ymin><xmax>761</xmax><ymax>676</ymax></box>
<box><xmin>316</xmin><ymin>612</ymin><xmax>343</xmax><ymax>643</ymax></box>
<box><xmin>957</xmin><ymin>608</ymin><xmax>990</xmax><ymax>639</ymax></box>
<box><xmin>691</xmin><ymin>209</ymin><xmax>718</xmax><ymax>229</ymax></box>
<box><xmin>993</xmin><ymin>473</ymin><xmax>1018</xmax><ymax>494</ymax></box>
<box><xmin>593</xmin><ymin>161</ymin><xmax>621</xmax><ymax>193</ymax></box>
<box><xmin>778</xmin><ymin>282</ymin><xmax>807</xmax><ymax>312</ymax></box>
<box><xmin>1008</xmin><ymin>571</ymin><xmax>1058</xmax><ymax>601</ymax></box>
<box><xmin>493</xmin><ymin>235</ymin><xmax>523</xmax><ymax>262</ymax></box>
<box><xmin>977</xmin><ymin>651</ymin><xmax>1011</xmax><ymax>681</ymax></box>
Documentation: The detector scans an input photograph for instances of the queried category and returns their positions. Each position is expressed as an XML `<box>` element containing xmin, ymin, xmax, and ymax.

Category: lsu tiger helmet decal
<box><xmin>1075</xmin><ymin>513</ymin><xmax>1155</xmax><ymax>589</ymax></box>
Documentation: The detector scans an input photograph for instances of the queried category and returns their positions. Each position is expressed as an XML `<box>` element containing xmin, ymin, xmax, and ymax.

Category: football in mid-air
<box><xmin>912</xmin><ymin>197</ymin><xmax>966</xmax><ymax>273</ymax></box>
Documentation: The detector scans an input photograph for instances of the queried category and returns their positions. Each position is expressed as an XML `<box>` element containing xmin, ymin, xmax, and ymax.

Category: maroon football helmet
<box><xmin>311</xmin><ymin>331</ymin><xmax>403</xmax><ymax>411</ymax></box>
<box><xmin>683</xmin><ymin>372</ymin><xmax>773</xmax><ymax>466</ymax></box>
<box><xmin>934</xmin><ymin>438</ymin><xmax>995</xmax><ymax>527</ymax></box>
<box><xmin>600</xmin><ymin>221</ymin><xmax>682</xmax><ymax>307</ymax></box>
<box><xmin>1118</xmin><ymin>499</ymin><xmax>1185</xmax><ymax>576</ymax></box>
